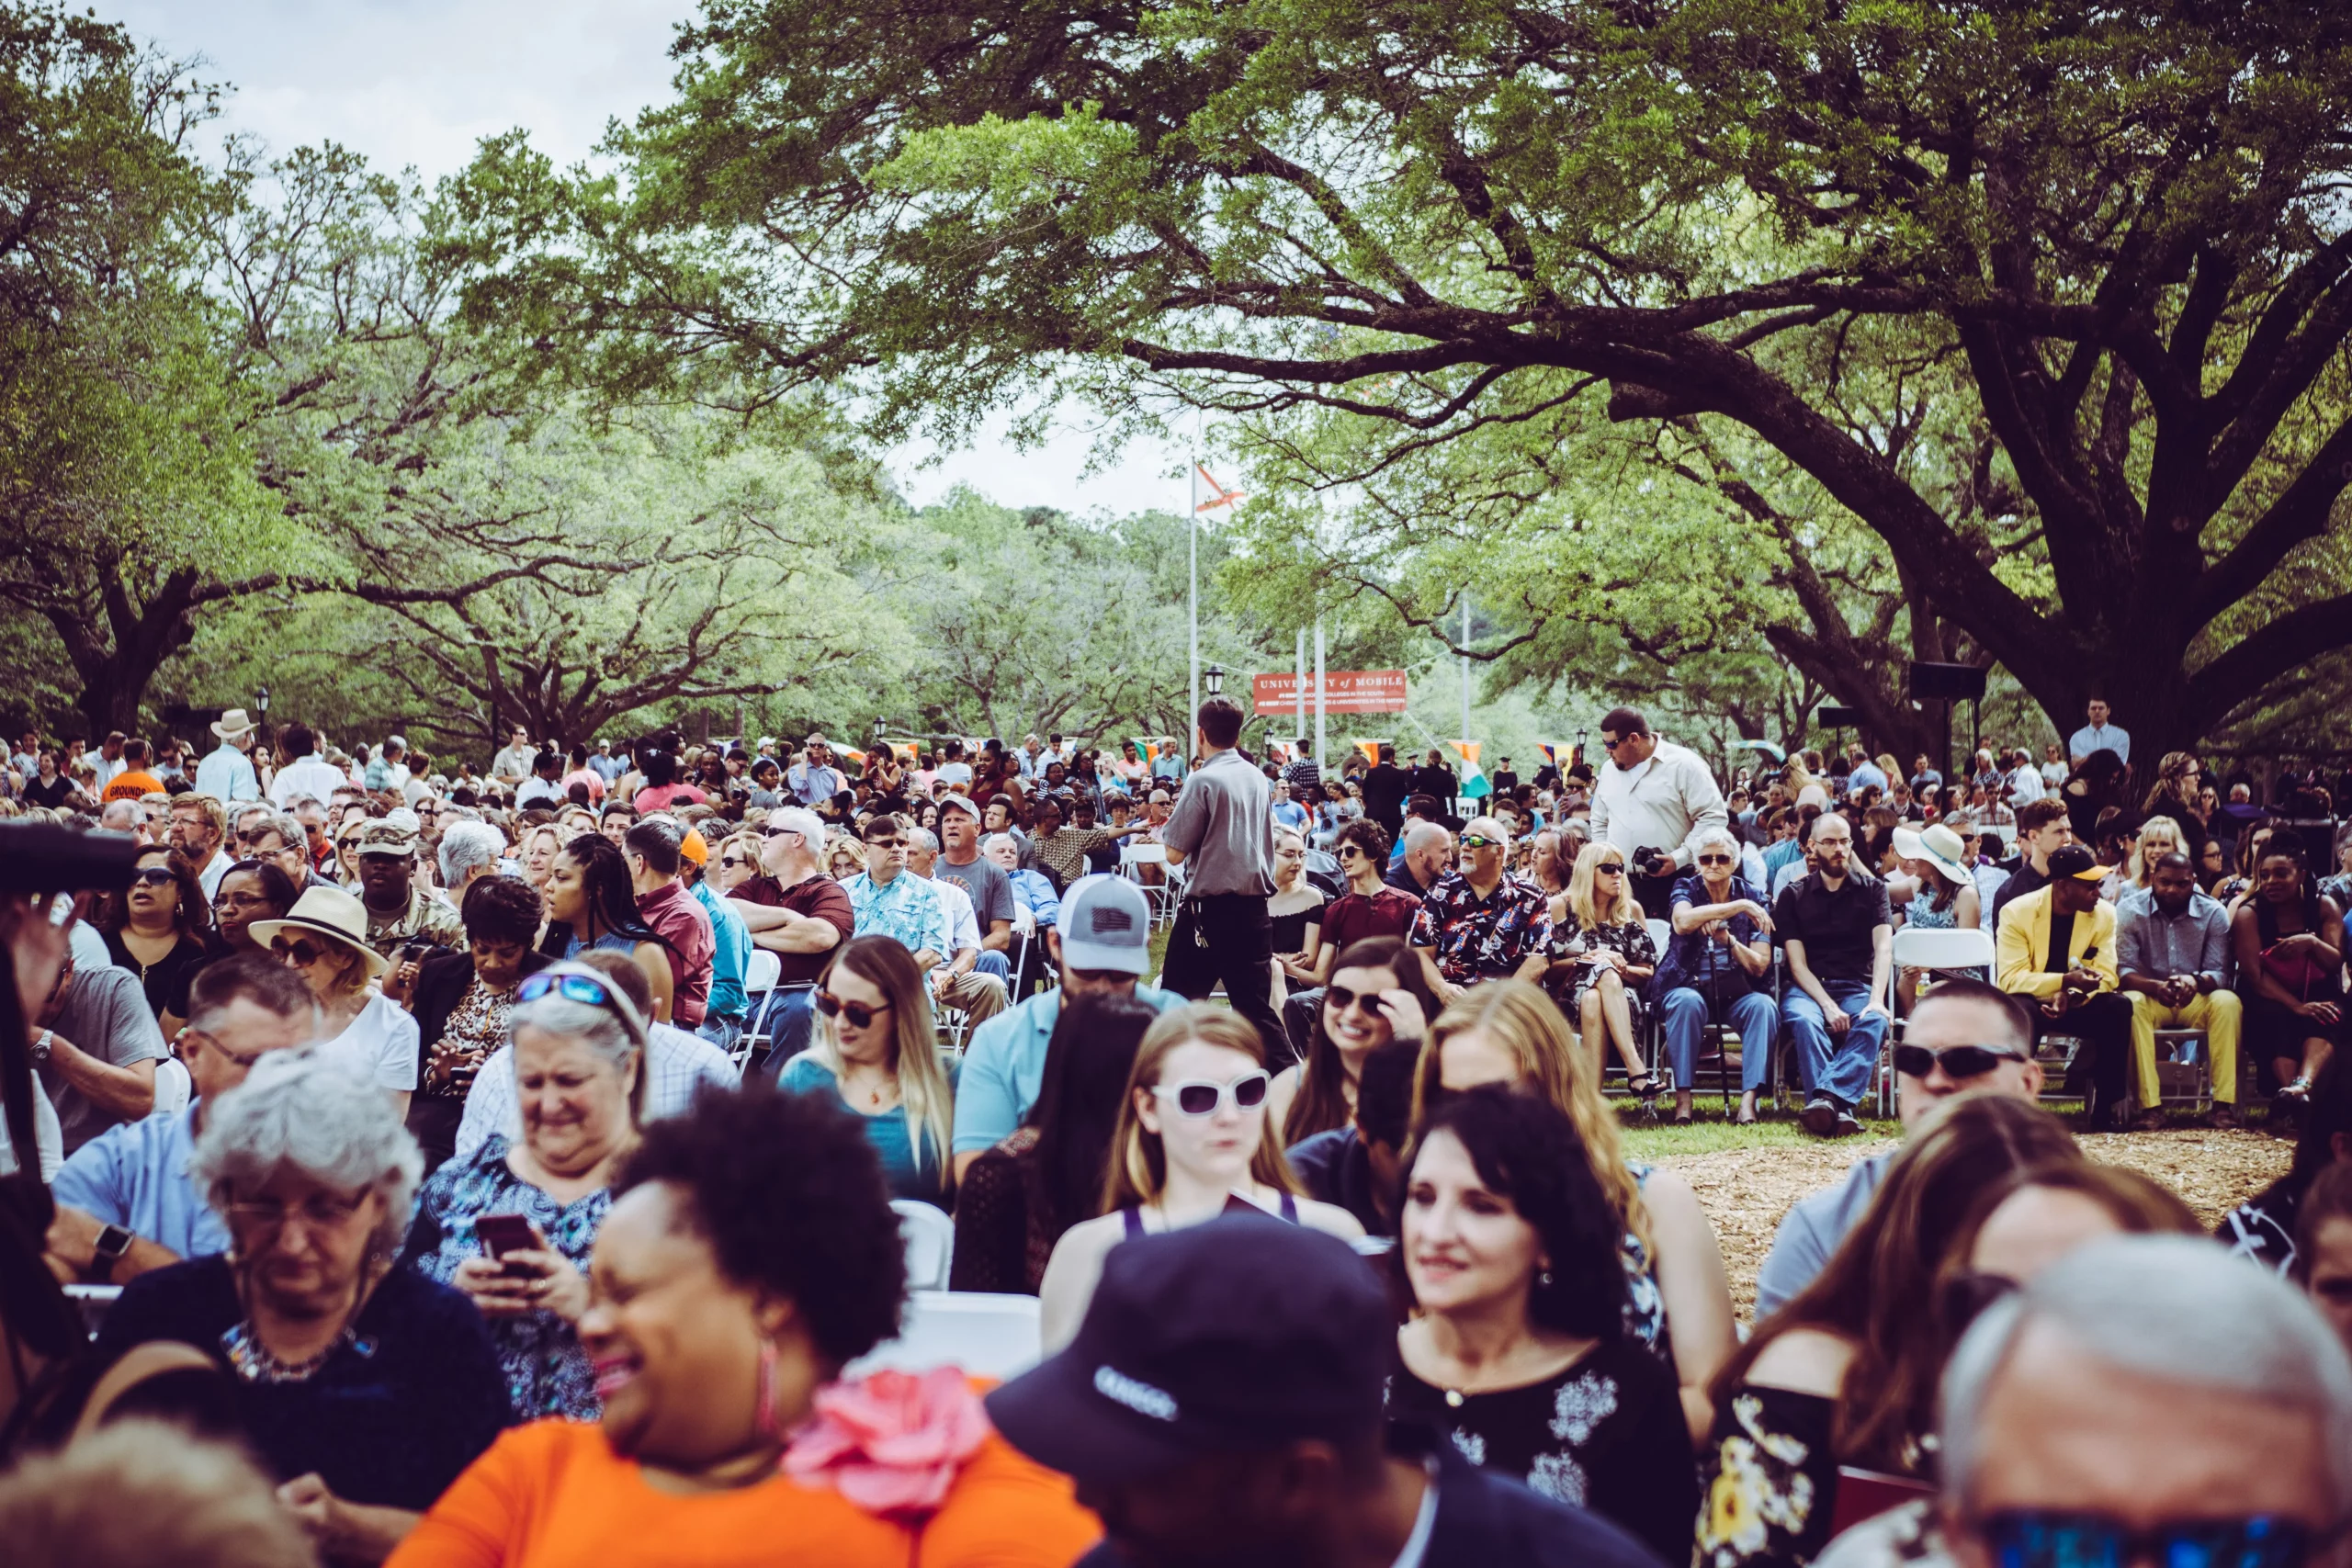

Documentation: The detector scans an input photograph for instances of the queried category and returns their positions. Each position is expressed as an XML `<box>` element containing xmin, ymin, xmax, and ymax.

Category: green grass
<box><xmin>1612</xmin><ymin>1101</ymin><xmax>1901</xmax><ymax>1156</ymax></box>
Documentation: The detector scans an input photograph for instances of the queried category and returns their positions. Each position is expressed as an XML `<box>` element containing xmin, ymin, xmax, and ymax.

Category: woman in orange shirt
<box><xmin>390</xmin><ymin>1072</ymin><xmax>1099</xmax><ymax>1568</ymax></box>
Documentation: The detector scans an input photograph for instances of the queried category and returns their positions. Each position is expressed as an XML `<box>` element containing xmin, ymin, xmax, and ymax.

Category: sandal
<box><xmin>1626</xmin><ymin>1073</ymin><xmax>1665</xmax><ymax>1104</ymax></box>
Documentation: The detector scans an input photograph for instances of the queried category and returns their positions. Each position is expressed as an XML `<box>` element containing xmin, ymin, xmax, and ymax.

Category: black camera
<box><xmin>0</xmin><ymin>822</ymin><xmax>141</xmax><ymax>897</ymax></box>
<box><xmin>1632</xmin><ymin>846</ymin><xmax>1678</xmax><ymax>881</ymax></box>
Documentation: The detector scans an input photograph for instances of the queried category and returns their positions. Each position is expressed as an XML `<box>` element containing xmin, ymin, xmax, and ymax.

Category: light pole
<box><xmin>1204</xmin><ymin>663</ymin><xmax>1225</xmax><ymax>699</ymax></box>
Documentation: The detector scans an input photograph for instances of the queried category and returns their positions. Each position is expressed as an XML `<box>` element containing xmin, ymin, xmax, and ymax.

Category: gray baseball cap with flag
<box><xmin>1057</xmin><ymin>874</ymin><xmax>1152</xmax><ymax>975</ymax></box>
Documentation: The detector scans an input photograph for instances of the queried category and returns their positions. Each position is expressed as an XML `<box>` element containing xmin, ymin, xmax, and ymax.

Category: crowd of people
<box><xmin>0</xmin><ymin>695</ymin><xmax>2346</xmax><ymax>1568</ymax></box>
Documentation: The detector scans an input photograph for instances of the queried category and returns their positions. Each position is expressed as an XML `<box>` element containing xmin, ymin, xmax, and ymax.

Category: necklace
<box><xmin>220</xmin><ymin>1316</ymin><xmax>376</xmax><ymax>1383</ymax></box>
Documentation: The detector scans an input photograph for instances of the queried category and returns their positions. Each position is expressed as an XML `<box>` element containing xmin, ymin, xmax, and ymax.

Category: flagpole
<box><xmin>1188</xmin><ymin>412</ymin><xmax>1201</xmax><ymax>766</ymax></box>
<box><xmin>1314</xmin><ymin>618</ymin><xmax>1326</xmax><ymax>772</ymax></box>
<box><xmin>1460</xmin><ymin>592</ymin><xmax>1472</xmax><ymax>813</ymax></box>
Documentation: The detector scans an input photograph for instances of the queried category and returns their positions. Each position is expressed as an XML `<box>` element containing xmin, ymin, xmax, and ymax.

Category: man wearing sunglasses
<box><xmin>1754</xmin><ymin>977</ymin><xmax>2043</xmax><ymax>1316</ymax></box>
<box><xmin>1932</xmin><ymin>1238</ymin><xmax>2349</xmax><ymax>1568</ymax></box>
<box><xmin>45</xmin><ymin>954</ymin><xmax>318</xmax><ymax>1284</ymax></box>
<box><xmin>1589</xmin><ymin>706</ymin><xmax>1730</xmax><ymax>920</ymax></box>
<box><xmin>1407</xmin><ymin>816</ymin><xmax>1551</xmax><ymax>1005</ymax></box>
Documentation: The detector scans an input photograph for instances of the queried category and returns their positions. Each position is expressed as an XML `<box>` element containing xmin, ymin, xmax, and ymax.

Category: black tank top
<box><xmin>1121</xmin><ymin>1190</ymin><xmax>1299</xmax><ymax>1239</ymax></box>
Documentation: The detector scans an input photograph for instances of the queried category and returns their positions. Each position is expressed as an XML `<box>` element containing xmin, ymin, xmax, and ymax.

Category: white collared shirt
<box><xmin>1589</xmin><ymin>739</ymin><xmax>1729</xmax><ymax>871</ymax></box>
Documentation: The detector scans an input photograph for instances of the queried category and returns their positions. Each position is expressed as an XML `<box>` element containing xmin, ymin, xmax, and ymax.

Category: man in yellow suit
<box><xmin>1997</xmin><ymin>844</ymin><xmax>2137</xmax><ymax>1130</ymax></box>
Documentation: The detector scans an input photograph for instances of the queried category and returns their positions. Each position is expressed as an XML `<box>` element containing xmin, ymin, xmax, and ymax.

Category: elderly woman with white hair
<box><xmin>1656</xmin><ymin>825</ymin><xmax>1777</xmax><ymax>1124</ymax></box>
<box><xmin>401</xmin><ymin>960</ymin><xmax>644</xmax><ymax>1422</ymax></box>
<box><xmin>91</xmin><ymin>1047</ymin><xmax>511</xmax><ymax>1562</ymax></box>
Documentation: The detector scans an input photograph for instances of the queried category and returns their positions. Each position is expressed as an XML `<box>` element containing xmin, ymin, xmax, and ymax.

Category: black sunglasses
<box><xmin>1593</xmin><ymin>862</ymin><xmax>1625</xmax><ymax>875</ymax></box>
<box><xmin>1968</xmin><ymin>1511</ymin><xmax>2339</xmax><ymax>1568</ymax></box>
<box><xmin>1894</xmin><ymin>1042</ymin><xmax>2027</xmax><ymax>1080</ymax></box>
<box><xmin>130</xmin><ymin>866</ymin><xmax>177</xmax><ymax>887</ymax></box>
<box><xmin>1696</xmin><ymin>853</ymin><xmax>1736</xmax><ymax>866</ymax></box>
<box><xmin>1324</xmin><ymin>985</ymin><xmax>1390</xmax><ymax>1015</ymax></box>
<box><xmin>813</xmin><ymin>990</ymin><xmax>892</xmax><ymax>1030</ymax></box>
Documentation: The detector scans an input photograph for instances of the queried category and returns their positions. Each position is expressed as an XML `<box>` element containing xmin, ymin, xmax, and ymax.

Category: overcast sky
<box><xmin>97</xmin><ymin>0</ymin><xmax>1180</xmax><ymax>514</ymax></box>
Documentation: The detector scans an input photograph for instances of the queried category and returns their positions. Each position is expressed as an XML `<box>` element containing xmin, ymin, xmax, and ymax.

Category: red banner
<box><xmin>1250</xmin><ymin>670</ymin><xmax>1409</xmax><ymax>716</ymax></box>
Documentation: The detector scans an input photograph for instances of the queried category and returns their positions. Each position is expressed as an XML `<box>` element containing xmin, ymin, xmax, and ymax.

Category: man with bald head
<box><xmin>1385</xmin><ymin>819</ymin><xmax>1453</xmax><ymax>897</ymax></box>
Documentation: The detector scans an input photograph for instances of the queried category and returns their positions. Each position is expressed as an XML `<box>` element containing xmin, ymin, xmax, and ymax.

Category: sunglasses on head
<box><xmin>1894</xmin><ymin>1042</ymin><xmax>2027</xmax><ymax>1080</ymax></box>
<box><xmin>1153</xmin><ymin>1070</ymin><xmax>1272</xmax><ymax>1116</ymax></box>
<box><xmin>1967</xmin><ymin>1511</ymin><xmax>2337</xmax><ymax>1568</ymax></box>
<box><xmin>813</xmin><ymin>989</ymin><xmax>892</xmax><ymax>1030</ymax></box>
<box><xmin>518</xmin><ymin>966</ymin><xmax>649</xmax><ymax>1042</ymax></box>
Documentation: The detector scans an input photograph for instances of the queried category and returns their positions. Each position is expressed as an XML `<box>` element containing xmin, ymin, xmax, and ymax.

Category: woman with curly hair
<box><xmin>1387</xmin><ymin>1088</ymin><xmax>1694</xmax><ymax>1562</ymax></box>
<box><xmin>390</xmin><ymin>1087</ymin><xmax>1102</xmax><ymax>1567</ymax></box>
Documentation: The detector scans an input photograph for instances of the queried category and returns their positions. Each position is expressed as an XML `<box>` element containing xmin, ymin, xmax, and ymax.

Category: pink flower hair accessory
<box><xmin>781</xmin><ymin>1366</ymin><xmax>991</xmax><ymax>1519</ymax></box>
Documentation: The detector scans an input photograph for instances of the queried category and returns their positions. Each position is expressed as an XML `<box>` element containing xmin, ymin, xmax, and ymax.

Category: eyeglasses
<box><xmin>129</xmin><ymin>866</ymin><xmax>177</xmax><ymax>887</ymax></box>
<box><xmin>517</xmin><ymin>966</ymin><xmax>649</xmax><ymax>1043</ymax></box>
<box><xmin>1153</xmin><ymin>1071</ymin><xmax>1272</xmax><ymax>1116</ymax></box>
<box><xmin>271</xmin><ymin>936</ymin><xmax>333</xmax><ymax>967</ymax></box>
<box><xmin>181</xmin><ymin>1027</ymin><xmax>269</xmax><ymax>1070</ymax></box>
<box><xmin>1966</xmin><ymin>1512</ymin><xmax>2337</xmax><ymax>1568</ymax></box>
<box><xmin>1458</xmin><ymin>834</ymin><xmax>1503</xmax><ymax>850</ymax></box>
<box><xmin>1696</xmin><ymin>853</ymin><xmax>1735</xmax><ymax>866</ymax></box>
<box><xmin>1893</xmin><ymin>1043</ymin><xmax>2027</xmax><ymax>1080</ymax></box>
<box><xmin>226</xmin><ymin>1190</ymin><xmax>367</xmax><ymax>1235</ymax></box>
<box><xmin>813</xmin><ymin>990</ymin><xmax>892</xmax><ymax>1030</ymax></box>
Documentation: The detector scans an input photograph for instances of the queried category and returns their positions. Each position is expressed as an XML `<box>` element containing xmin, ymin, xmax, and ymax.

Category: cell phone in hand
<box><xmin>401</xmin><ymin>940</ymin><xmax>433</xmax><ymax>966</ymax></box>
<box><xmin>474</xmin><ymin>1213</ymin><xmax>539</xmax><ymax>1264</ymax></box>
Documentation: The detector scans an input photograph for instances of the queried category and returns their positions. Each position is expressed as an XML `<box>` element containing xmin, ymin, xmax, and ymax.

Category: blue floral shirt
<box><xmin>404</xmin><ymin>1135</ymin><xmax>610</xmax><ymax>1421</ymax></box>
<box><xmin>840</xmin><ymin>870</ymin><xmax>950</xmax><ymax>957</ymax></box>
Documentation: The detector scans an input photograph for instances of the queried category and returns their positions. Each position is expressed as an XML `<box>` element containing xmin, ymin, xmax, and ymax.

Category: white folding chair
<box><xmin>1883</xmin><ymin>927</ymin><xmax>1999</xmax><ymax>1114</ymax></box>
<box><xmin>731</xmin><ymin>950</ymin><xmax>786</xmax><ymax>1072</ymax></box>
<box><xmin>150</xmin><ymin>1056</ymin><xmax>192</xmax><ymax>1119</ymax></box>
<box><xmin>1119</xmin><ymin>843</ymin><xmax>1176</xmax><ymax>929</ymax></box>
<box><xmin>892</xmin><ymin>1199</ymin><xmax>956</xmax><ymax>1292</ymax></box>
<box><xmin>849</xmin><ymin>1291</ymin><xmax>1043</xmax><ymax>1381</ymax></box>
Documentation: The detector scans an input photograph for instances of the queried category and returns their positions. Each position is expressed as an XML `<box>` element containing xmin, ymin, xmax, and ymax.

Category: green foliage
<box><xmin>445</xmin><ymin>0</ymin><xmax>2352</xmax><ymax>761</ymax></box>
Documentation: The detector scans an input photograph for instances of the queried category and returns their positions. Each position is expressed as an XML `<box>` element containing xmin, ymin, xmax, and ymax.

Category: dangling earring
<box><xmin>1538</xmin><ymin>1268</ymin><xmax>1554</xmax><ymax>1289</ymax></box>
<box><xmin>753</xmin><ymin>1338</ymin><xmax>780</xmax><ymax>1440</ymax></box>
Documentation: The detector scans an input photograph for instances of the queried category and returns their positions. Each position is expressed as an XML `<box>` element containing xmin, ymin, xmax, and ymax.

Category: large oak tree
<box><xmin>447</xmin><ymin>0</ymin><xmax>2352</xmax><ymax>762</ymax></box>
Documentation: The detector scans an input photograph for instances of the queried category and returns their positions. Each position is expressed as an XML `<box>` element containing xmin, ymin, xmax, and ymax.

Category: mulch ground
<box><xmin>1657</xmin><ymin>1128</ymin><xmax>2292</xmax><ymax>1323</ymax></box>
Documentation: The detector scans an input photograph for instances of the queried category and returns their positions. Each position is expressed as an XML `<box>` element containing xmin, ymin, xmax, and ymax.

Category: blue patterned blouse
<box><xmin>402</xmin><ymin>1134</ymin><xmax>611</xmax><ymax>1420</ymax></box>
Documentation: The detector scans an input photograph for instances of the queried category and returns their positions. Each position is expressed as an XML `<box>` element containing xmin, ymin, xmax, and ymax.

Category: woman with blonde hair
<box><xmin>825</xmin><ymin>829</ymin><xmax>867</xmax><ymax>882</ymax></box>
<box><xmin>1037</xmin><ymin>1004</ymin><xmax>1363</xmax><ymax>1348</ymax></box>
<box><xmin>1522</xmin><ymin>840</ymin><xmax>1658</xmax><ymax>1099</ymax></box>
<box><xmin>774</xmin><ymin>934</ymin><xmax>957</xmax><ymax>1208</ymax></box>
<box><xmin>517</xmin><ymin>821</ymin><xmax>571</xmax><ymax>892</ymax></box>
<box><xmin>1415</xmin><ymin>979</ymin><xmax>1735</xmax><ymax>1442</ymax></box>
<box><xmin>2124</xmin><ymin>814</ymin><xmax>2188</xmax><ymax>890</ymax></box>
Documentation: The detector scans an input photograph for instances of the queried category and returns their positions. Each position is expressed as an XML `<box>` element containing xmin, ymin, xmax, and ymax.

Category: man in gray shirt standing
<box><xmin>30</xmin><ymin>953</ymin><xmax>167</xmax><ymax>1156</ymax></box>
<box><xmin>1159</xmin><ymin>697</ymin><xmax>1286</xmax><ymax>1064</ymax></box>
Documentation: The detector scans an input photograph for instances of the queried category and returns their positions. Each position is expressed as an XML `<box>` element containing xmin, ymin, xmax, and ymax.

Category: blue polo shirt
<box><xmin>52</xmin><ymin>1102</ymin><xmax>229</xmax><ymax>1260</ymax></box>
<box><xmin>690</xmin><ymin>878</ymin><xmax>752</xmax><ymax>1020</ymax></box>
<box><xmin>951</xmin><ymin>985</ymin><xmax>1185</xmax><ymax>1154</ymax></box>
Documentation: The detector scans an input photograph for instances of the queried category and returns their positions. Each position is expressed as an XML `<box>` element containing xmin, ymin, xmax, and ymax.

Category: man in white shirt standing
<box><xmin>1589</xmin><ymin>705</ymin><xmax>1730</xmax><ymax>920</ymax></box>
<box><xmin>267</xmin><ymin>725</ymin><xmax>345</xmax><ymax>810</ymax></box>
<box><xmin>194</xmin><ymin>709</ymin><xmax>263</xmax><ymax>803</ymax></box>
<box><xmin>490</xmin><ymin>724</ymin><xmax>538</xmax><ymax>784</ymax></box>
<box><xmin>2067</xmin><ymin>698</ymin><xmax>2131</xmax><ymax>768</ymax></box>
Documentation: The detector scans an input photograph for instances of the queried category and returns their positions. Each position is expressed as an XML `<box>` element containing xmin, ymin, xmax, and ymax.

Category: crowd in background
<box><xmin>0</xmin><ymin>695</ymin><xmax>2346</xmax><ymax>1568</ymax></box>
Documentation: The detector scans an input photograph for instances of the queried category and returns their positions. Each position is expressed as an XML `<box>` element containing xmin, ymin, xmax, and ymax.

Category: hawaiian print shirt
<box><xmin>1408</xmin><ymin>871</ymin><xmax>1554</xmax><ymax>985</ymax></box>
<box><xmin>840</xmin><ymin>870</ymin><xmax>950</xmax><ymax>958</ymax></box>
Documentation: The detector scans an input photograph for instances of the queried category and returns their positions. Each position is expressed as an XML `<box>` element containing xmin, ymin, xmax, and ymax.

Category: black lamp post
<box><xmin>1204</xmin><ymin>664</ymin><xmax>1225</xmax><ymax>698</ymax></box>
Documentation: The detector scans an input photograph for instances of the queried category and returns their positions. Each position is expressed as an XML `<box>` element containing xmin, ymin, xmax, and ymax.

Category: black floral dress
<box><xmin>1388</xmin><ymin>1337</ymin><xmax>1695</xmax><ymax>1565</ymax></box>
<box><xmin>1696</xmin><ymin>1385</ymin><xmax>1840</xmax><ymax>1568</ymax></box>
<box><xmin>1548</xmin><ymin>915</ymin><xmax>1659</xmax><ymax>1033</ymax></box>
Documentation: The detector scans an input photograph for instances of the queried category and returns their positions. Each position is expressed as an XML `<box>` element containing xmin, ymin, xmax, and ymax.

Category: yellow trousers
<box><xmin>2130</xmin><ymin>989</ymin><xmax>2242</xmax><ymax>1107</ymax></box>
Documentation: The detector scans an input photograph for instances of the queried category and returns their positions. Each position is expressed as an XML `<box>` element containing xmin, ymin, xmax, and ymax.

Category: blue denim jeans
<box><xmin>1660</xmin><ymin>987</ymin><xmax>1780</xmax><ymax>1093</ymax></box>
<box><xmin>974</xmin><ymin>951</ymin><xmax>1010</xmax><ymax>980</ymax></box>
<box><xmin>1782</xmin><ymin>980</ymin><xmax>1889</xmax><ymax>1107</ymax></box>
<box><xmin>696</xmin><ymin>1013</ymin><xmax>744</xmax><ymax>1060</ymax></box>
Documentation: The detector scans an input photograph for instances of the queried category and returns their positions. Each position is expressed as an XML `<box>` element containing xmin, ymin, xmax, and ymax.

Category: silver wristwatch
<box><xmin>29</xmin><ymin>1029</ymin><xmax>53</xmax><ymax>1066</ymax></box>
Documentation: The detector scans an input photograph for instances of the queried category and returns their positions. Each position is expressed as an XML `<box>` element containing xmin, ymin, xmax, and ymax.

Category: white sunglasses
<box><xmin>1153</xmin><ymin>1071</ymin><xmax>1272</xmax><ymax>1117</ymax></box>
